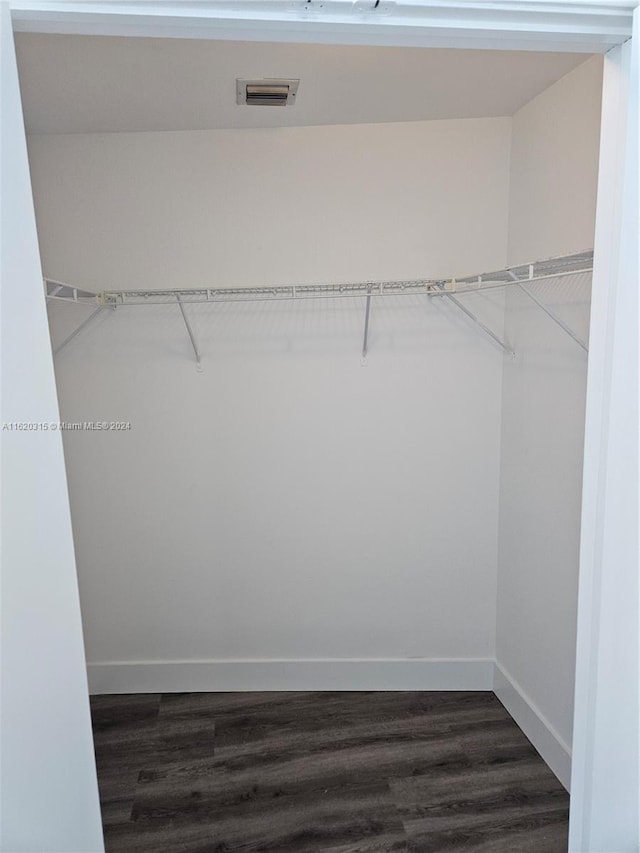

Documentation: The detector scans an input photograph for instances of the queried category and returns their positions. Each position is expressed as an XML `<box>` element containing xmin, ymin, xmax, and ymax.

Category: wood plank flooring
<box><xmin>90</xmin><ymin>691</ymin><xmax>569</xmax><ymax>852</ymax></box>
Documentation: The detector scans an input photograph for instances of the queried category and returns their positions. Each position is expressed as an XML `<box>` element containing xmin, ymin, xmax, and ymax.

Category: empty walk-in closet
<box><xmin>2</xmin><ymin>3</ymin><xmax>638</xmax><ymax>853</ymax></box>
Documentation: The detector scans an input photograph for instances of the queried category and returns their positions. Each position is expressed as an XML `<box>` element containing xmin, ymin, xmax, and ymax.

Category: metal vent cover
<box><xmin>236</xmin><ymin>78</ymin><xmax>299</xmax><ymax>106</ymax></box>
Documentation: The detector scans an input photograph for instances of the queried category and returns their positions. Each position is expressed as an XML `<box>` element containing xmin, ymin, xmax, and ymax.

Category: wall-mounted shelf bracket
<box><xmin>176</xmin><ymin>295</ymin><xmax>203</xmax><ymax>372</ymax></box>
<box><xmin>45</xmin><ymin>279</ymin><xmax>99</xmax><ymax>306</ymax></box>
<box><xmin>434</xmin><ymin>285</ymin><xmax>515</xmax><ymax>357</ymax></box>
<box><xmin>54</xmin><ymin>307</ymin><xmax>105</xmax><ymax>356</ymax></box>
<box><xmin>507</xmin><ymin>269</ymin><xmax>588</xmax><ymax>352</ymax></box>
<box><xmin>361</xmin><ymin>285</ymin><xmax>373</xmax><ymax>366</ymax></box>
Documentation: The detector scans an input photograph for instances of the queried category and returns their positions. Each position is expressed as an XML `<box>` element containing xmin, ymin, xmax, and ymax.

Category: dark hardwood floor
<box><xmin>90</xmin><ymin>691</ymin><xmax>569</xmax><ymax>852</ymax></box>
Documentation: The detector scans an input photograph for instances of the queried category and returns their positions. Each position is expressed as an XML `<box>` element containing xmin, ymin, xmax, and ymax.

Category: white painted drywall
<box><xmin>496</xmin><ymin>54</ymin><xmax>602</xmax><ymax>787</ymax></box>
<box><xmin>27</xmin><ymin>117</ymin><xmax>511</xmax><ymax>290</ymax></box>
<box><xmin>507</xmin><ymin>55</ymin><xmax>603</xmax><ymax>266</ymax></box>
<box><xmin>0</xmin><ymin>7</ymin><xmax>103</xmax><ymax>852</ymax></box>
<box><xmin>47</xmin><ymin>289</ymin><xmax>506</xmax><ymax>679</ymax></box>
<box><xmin>32</xmin><ymin>118</ymin><xmax>511</xmax><ymax>683</ymax></box>
<box><xmin>495</xmin><ymin>273</ymin><xmax>591</xmax><ymax>788</ymax></box>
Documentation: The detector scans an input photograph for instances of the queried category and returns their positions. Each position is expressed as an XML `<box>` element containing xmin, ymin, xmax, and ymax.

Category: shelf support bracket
<box><xmin>54</xmin><ymin>307</ymin><xmax>105</xmax><ymax>356</ymax></box>
<box><xmin>176</xmin><ymin>295</ymin><xmax>203</xmax><ymax>372</ymax></box>
<box><xmin>361</xmin><ymin>285</ymin><xmax>373</xmax><ymax>365</ymax></box>
<box><xmin>508</xmin><ymin>270</ymin><xmax>588</xmax><ymax>352</ymax></box>
<box><xmin>442</xmin><ymin>291</ymin><xmax>514</xmax><ymax>357</ymax></box>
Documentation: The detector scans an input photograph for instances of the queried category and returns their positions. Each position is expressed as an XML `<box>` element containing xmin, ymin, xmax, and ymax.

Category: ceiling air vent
<box><xmin>236</xmin><ymin>78</ymin><xmax>300</xmax><ymax>106</ymax></box>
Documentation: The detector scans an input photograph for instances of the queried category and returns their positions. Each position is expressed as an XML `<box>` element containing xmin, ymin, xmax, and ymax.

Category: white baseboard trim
<box><xmin>493</xmin><ymin>661</ymin><xmax>572</xmax><ymax>791</ymax></box>
<box><xmin>88</xmin><ymin>657</ymin><xmax>494</xmax><ymax>695</ymax></box>
<box><xmin>88</xmin><ymin>658</ymin><xmax>571</xmax><ymax>790</ymax></box>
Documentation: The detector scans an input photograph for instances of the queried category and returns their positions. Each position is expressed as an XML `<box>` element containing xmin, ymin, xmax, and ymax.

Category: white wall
<box><xmin>495</xmin><ymin>274</ymin><xmax>591</xmax><ymax>789</ymax></box>
<box><xmin>49</xmin><ymin>293</ymin><xmax>505</xmax><ymax>689</ymax></box>
<box><xmin>32</xmin><ymin>118</ymin><xmax>511</xmax><ymax>691</ymax></box>
<box><xmin>0</xmin><ymin>8</ymin><xmax>103</xmax><ymax>852</ymax></box>
<box><xmin>28</xmin><ymin>117</ymin><xmax>511</xmax><ymax>290</ymax></box>
<box><xmin>507</xmin><ymin>55</ymin><xmax>602</xmax><ymax>266</ymax></box>
<box><xmin>495</xmin><ymin>56</ymin><xmax>602</xmax><ymax>789</ymax></box>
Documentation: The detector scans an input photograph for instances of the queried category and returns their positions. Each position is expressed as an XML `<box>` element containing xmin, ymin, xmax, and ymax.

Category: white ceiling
<box><xmin>15</xmin><ymin>34</ymin><xmax>589</xmax><ymax>135</ymax></box>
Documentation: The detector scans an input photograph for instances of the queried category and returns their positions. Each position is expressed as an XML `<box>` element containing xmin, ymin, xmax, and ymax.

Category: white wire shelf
<box><xmin>45</xmin><ymin>251</ymin><xmax>593</xmax><ymax>366</ymax></box>
<box><xmin>44</xmin><ymin>251</ymin><xmax>593</xmax><ymax>308</ymax></box>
